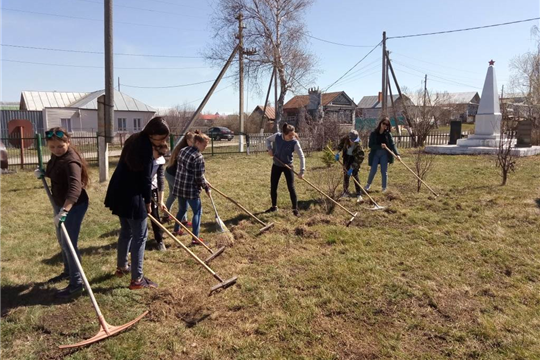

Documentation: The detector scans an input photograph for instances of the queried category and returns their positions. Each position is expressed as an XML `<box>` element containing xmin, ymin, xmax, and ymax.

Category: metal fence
<box><xmin>1</xmin><ymin>133</ymin><xmax>98</xmax><ymax>170</ymax></box>
<box><xmin>393</xmin><ymin>131</ymin><xmax>470</xmax><ymax>149</ymax></box>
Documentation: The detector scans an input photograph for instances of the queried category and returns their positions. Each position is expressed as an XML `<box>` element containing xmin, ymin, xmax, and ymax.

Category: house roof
<box><xmin>253</xmin><ymin>105</ymin><xmax>276</xmax><ymax>120</ymax></box>
<box><xmin>21</xmin><ymin>90</ymin><xmax>155</xmax><ymax>112</ymax></box>
<box><xmin>283</xmin><ymin>91</ymin><xmax>345</xmax><ymax>109</ymax></box>
<box><xmin>199</xmin><ymin>114</ymin><xmax>222</xmax><ymax>120</ymax></box>
<box><xmin>406</xmin><ymin>92</ymin><xmax>480</xmax><ymax>106</ymax></box>
<box><xmin>357</xmin><ymin>95</ymin><xmax>401</xmax><ymax>109</ymax></box>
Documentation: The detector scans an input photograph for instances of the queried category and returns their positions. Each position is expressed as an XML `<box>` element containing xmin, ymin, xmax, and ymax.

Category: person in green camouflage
<box><xmin>335</xmin><ymin>130</ymin><xmax>365</xmax><ymax>202</ymax></box>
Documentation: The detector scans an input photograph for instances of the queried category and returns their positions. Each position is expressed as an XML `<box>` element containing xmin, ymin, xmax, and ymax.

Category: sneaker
<box><xmin>339</xmin><ymin>191</ymin><xmax>350</xmax><ymax>199</ymax></box>
<box><xmin>173</xmin><ymin>229</ymin><xmax>184</xmax><ymax>236</ymax></box>
<box><xmin>364</xmin><ymin>184</ymin><xmax>371</xmax><ymax>191</ymax></box>
<box><xmin>46</xmin><ymin>272</ymin><xmax>69</xmax><ymax>284</ymax></box>
<box><xmin>55</xmin><ymin>284</ymin><xmax>83</xmax><ymax>299</ymax></box>
<box><xmin>182</xmin><ymin>221</ymin><xmax>193</xmax><ymax>227</ymax></box>
<box><xmin>157</xmin><ymin>242</ymin><xmax>167</xmax><ymax>252</ymax></box>
<box><xmin>356</xmin><ymin>195</ymin><xmax>364</xmax><ymax>203</ymax></box>
<box><xmin>129</xmin><ymin>277</ymin><xmax>158</xmax><ymax>290</ymax></box>
<box><xmin>292</xmin><ymin>209</ymin><xmax>300</xmax><ymax>217</ymax></box>
<box><xmin>382</xmin><ymin>188</ymin><xmax>388</xmax><ymax>193</ymax></box>
<box><xmin>264</xmin><ymin>206</ymin><xmax>278</xmax><ymax>213</ymax></box>
<box><xmin>115</xmin><ymin>265</ymin><xmax>131</xmax><ymax>278</ymax></box>
<box><xmin>191</xmin><ymin>237</ymin><xmax>204</xmax><ymax>246</ymax></box>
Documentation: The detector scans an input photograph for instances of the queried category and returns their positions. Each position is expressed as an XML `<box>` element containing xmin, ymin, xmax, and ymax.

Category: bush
<box><xmin>321</xmin><ymin>141</ymin><xmax>335</xmax><ymax>168</ymax></box>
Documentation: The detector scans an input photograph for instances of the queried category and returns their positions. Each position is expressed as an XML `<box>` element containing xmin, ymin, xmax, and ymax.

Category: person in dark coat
<box><xmin>35</xmin><ymin>127</ymin><xmax>90</xmax><ymax>298</ymax></box>
<box><xmin>365</xmin><ymin>117</ymin><xmax>400</xmax><ymax>193</ymax></box>
<box><xmin>104</xmin><ymin>117</ymin><xmax>169</xmax><ymax>290</ymax></box>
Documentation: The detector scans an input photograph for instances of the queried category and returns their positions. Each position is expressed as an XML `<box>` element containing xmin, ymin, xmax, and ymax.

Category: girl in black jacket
<box><xmin>365</xmin><ymin>118</ymin><xmax>400</xmax><ymax>192</ymax></box>
<box><xmin>105</xmin><ymin>117</ymin><xmax>169</xmax><ymax>290</ymax></box>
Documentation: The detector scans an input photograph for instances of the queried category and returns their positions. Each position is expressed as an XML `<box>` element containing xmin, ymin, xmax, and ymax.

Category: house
<box><xmin>437</xmin><ymin>92</ymin><xmax>480</xmax><ymax>123</ymax></box>
<box><xmin>248</xmin><ymin>105</ymin><xmax>275</xmax><ymax>133</ymax></box>
<box><xmin>18</xmin><ymin>90</ymin><xmax>156</xmax><ymax>135</ymax></box>
<box><xmin>282</xmin><ymin>88</ymin><xmax>356</xmax><ymax>129</ymax></box>
<box><xmin>356</xmin><ymin>92</ymin><xmax>415</xmax><ymax>120</ymax></box>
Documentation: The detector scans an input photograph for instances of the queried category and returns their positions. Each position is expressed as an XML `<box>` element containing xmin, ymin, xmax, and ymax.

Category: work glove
<box><xmin>34</xmin><ymin>168</ymin><xmax>45</xmax><ymax>179</ymax></box>
<box><xmin>347</xmin><ymin>168</ymin><xmax>353</xmax><ymax>176</ymax></box>
<box><xmin>334</xmin><ymin>153</ymin><xmax>339</xmax><ymax>161</ymax></box>
<box><xmin>54</xmin><ymin>208</ymin><xmax>69</xmax><ymax>227</ymax></box>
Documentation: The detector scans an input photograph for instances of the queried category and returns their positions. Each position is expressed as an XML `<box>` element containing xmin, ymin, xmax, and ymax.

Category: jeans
<box><xmin>343</xmin><ymin>156</ymin><xmax>361</xmax><ymax>195</ymax></box>
<box><xmin>117</xmin><ymin>216</ymin><xmax>148</xmax><ymax>281</ymax></box>
<box><xmin>174</xmin><ymin>197</ymin><xmax>202</xmax><ymax>237</ymax></box>
<box><xmin>367</xmin><ymin>149</ymin><xmax>388</xmax><ymax>189</ymax></box>
<box><xmin>165</xmin><ymin>171</ymin><xmax>188</xmax><ymax>222</ymax></box>
<box><xmin>56</xmin><ymin>201</ymin><xmax>88</xmax><ymax>288</ymax></box>
<box><xmin>270</xmin><ymin>164</ymin><xmax>297</xmax><ymax>209</ymax></box>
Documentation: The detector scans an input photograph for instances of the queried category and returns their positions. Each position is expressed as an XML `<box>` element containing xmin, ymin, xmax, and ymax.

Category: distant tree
<box><xmin>208</xmin><ymin>0</ymin><xmax>317</xmax><ymax>131</ymax></box>
<box><xmin>164</xmin><ymin>103</ymin><xmax>195</xmax><ymax>134</ymax></box>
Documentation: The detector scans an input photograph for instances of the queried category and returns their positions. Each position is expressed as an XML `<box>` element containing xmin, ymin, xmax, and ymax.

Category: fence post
<box><xmin>19</xmin><ymin>127</ymin><xmax>25</xmax><ymax>169</ymax></box>
<box><xmin>211</xmin><ymin>137</ymin><xmax>214</xmax><ymax>156</ymax></box>
<box><xmin>169</xmin><ymin>134</ymin><xmax>175</xmax><ymax>150</ymax></box>
<box><xmin>36</xmin><ymin>133</ymin><xmax>43</xmax><ymax>170</ymax></box>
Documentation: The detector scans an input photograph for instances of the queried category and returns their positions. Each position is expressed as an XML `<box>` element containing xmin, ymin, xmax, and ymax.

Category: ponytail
<box><xmin>282</xmin><ymin>123</ymin><xmax>298</xmax><ymax>139</ymax></box>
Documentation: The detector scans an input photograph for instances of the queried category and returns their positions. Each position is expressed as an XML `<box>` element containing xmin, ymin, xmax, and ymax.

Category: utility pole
<box><xmin>118</xmin><ymin>77</ymin><xmax>121</xmax><ymax>92</ymax></box>
<box><xmin>99</xmin><ymin>0</ymin><xmax>113</xmax><ymax>183</ymax></box>
<box><xmin>237</xmin><ymin>13</ymin><xmax>245</xmax><ymax>152</ymax></box>
<box><xmin>274</xmin><ymin>64</ymin><xmax>278</xmax><ymax>129</ymax></box>
<box><xmin>381</xmin><ymin>31</ymin><xmax>387</xmax><ymax>118</ymax></box>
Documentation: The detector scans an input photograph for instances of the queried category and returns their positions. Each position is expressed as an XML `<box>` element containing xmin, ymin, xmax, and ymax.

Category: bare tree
<box><xmin>496</xmin><ymin>110</ymin><xmax>518</xmax><ymax>186</ymax></box>
<box><xmin>412</xmin><ymin>148</ymin><xmax>435</xmax><ymax>192</ymax></box>
<box><xmin>509</xmin><ymin>26</ymin><xmax>540</xmax><ymax>123</ymax></box>
<box><xmin>208</xmin><ymin>0</ymin><xmax>317</xmax><ymax>131</ymax></box>
<box><xmin>164</xmin><ymin>103</ymin><xmax>196</xmax><ymax>134</ymax></box>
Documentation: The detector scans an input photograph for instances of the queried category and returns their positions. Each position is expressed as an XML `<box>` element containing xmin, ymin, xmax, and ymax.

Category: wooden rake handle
<box><xmin>325</xmin><ymin>145</ymin><xmax>382</xmax><ymax>208</ymax></box>
<box><xmin>161</xmin><ymin>208</ymin><xmax>214</xmax><ymax>254</ymax></box>
<box><xmin>206</xmin><ymin>181</ymin><xmax>267</xmax><ymax>227</ymax></box>
<box><xmin>384</xmin><ymin>147</ymin><xmax>439</xmax><ymax>197</ymax></box>
<box><xmin>273</xmin><ymin>157</ymin><xmax>357</xmax><ymax>218</ymax></box>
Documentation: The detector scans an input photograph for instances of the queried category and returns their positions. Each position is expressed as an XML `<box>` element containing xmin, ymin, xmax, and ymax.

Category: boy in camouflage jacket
<box><xmin>335</xmin><ymin>130</ymin><xmax>365</xmax><ymax>201</ymax></box>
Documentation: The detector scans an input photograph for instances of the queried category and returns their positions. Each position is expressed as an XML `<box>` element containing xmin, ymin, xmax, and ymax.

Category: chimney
<box><xmin>378</xmin><ymin>92</ymin><xmax>383</xmax><ymax>102</ymax></box>
<box><xmin>307</xmin><ymin>87</ymin><xmax>322</xmax><ymax>111</ymax></box>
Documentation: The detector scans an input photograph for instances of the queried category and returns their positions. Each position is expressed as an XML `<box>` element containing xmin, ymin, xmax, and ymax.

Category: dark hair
<box><xmin>282</xmin><ymin>123</ymin><xmax>298</xmax><ymax>139</ymax></box>
<box><xmin>45</xmin><ymin>127</ymin><xmax>89</xmax><ymax>188</ymax></box>
<box><xmin>376</xmin><ymin>117</ymin><xmax>392</xmax><ymax>133</ymax></box>
<box><xmin>143</xmin><ymin>116</ymin><xmax>170</xmax><ymax>137</ymax></box>
<box><xmin>167</xmin><ymin>130</ymin><xmax>200</xmax><ymax>168</ymax></box>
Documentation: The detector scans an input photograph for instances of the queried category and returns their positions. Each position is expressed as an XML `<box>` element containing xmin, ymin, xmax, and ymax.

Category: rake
<box><xmin>38</xmin><ymin>174</ymin><xmax>148</xmax><ymax>349</ymax></box>
<box><xmin>273</xmin><ymin>158</ymin><xmax>358</xmax><ymax>227</ymax></box>
<box><xmin>148</xmin><ymin>214</ymin><xmax>237</xmax><ymax>295</ymax></box>
<box><xmin>384</xmin><ymin>147</ymin><xmax>440</xmax><ymax>197</ymax></box>
<box><xmin>161</xmin><ymin>208</ymin><xmax>226</xmax><ymax>264</ymax></box>
<box><xmin>206</xmin><ymin>182</ymin><xmax>275</xmax><ymax>234</ymax></box>
<box><xmin>325</xmin><ymin>145</ymin><xmax>385</xmax><ymax>211</ymax></box>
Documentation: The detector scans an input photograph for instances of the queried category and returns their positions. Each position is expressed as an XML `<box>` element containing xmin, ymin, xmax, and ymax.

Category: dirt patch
<box><xmin>305</xmin><ymin>214</ymin><xmax>333</xmax><ymax>226</ymax></box>
<box><xmin>214</xmin><ymin>232</ymin><xmax>235</xmax><ymax>247</ymax></box>
<box><xmin>231</xmin><ymin>229</ymin><xmax>249</xmax><ymax>241</ymax></box>
<box><xmin>294</xmin><ymin>225</ymin><xmax>320</xmax><ymax>239</ymax></box>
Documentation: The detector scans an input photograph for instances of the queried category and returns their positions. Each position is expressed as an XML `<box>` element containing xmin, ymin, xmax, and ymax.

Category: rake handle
<box><xmin>384</xmin><ymin>147</ymin><xmax>439</xmax><ymax>197</ymax></box>
<box><xmin>148</xmin><ymin>214</ymin><xmax>218</xmax><ymax>277</ymax></box>
<box><xmin>161</xmin><ymin>208</ymin><xmax>214</xmax><ymax>254</ymax></box>
<box><xmin>325</xmin><ymin>145</ymin><xmax>382</xmax><ymax>208</ymax></box>
<box><xmin>273</xmin><ymin>157</ymin><xmax>356</xmax><ymax>218</ymax></box>
<box><xmin>206</xmin><ymin>182</ymin><xmax>267</xmax><ymax>227</ymax></box>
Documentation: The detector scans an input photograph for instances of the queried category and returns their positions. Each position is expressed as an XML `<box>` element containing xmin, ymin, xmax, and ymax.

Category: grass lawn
<box><xmin>1</xmin><ymin>150</ymin><xmax>540</xmax><ymax>359</ymax></box>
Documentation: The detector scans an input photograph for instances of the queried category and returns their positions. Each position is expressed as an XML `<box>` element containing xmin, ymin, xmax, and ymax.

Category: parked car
<box><xmin>0</xmin><ymin>141</ymin><xmax>8</xmax><ymax>170</ymax></box>
<box><xmin>207</xmin><ymin>127</ymin><xmax>234</xmax><ymax>141</ymax></box>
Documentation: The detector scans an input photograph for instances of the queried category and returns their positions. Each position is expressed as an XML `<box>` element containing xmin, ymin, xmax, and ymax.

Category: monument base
<box><xmin>456</xmin><ymin>134</ymin><xmax>500</xmax><ymax>147</ymax></box>
<box><xmin>424</xmin><ymin>144</ymin><xmax>540</xmax><ymax>156</ymax></box>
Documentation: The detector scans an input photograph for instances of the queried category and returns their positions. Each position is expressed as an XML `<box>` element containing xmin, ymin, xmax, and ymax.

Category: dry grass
<box><xmin>1</xmin><ymin>151</ymin><xmax>540</xmax><ymax>359</ymax></box>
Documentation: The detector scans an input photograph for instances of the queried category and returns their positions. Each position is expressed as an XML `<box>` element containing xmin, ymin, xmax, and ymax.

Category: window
<box><xmin>61</xmin><ymin>118</ymin><xmax>72</xmax><ymax>132</ymax></box>
<box><xmin>133</xmin><ymin>118</ymin><xmax>142</xmax><ymax>131</ymax></box>
<box><xmin>117</xmin><ymin>118</ymin><xmax>127</xmax><ymax>132</ymax></box>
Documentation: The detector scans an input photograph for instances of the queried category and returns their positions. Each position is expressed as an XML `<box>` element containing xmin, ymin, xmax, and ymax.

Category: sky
<box><xmin>1</xmin><ymin>0</ymin><xmax>539</xmax><ymax>114</ymax></box>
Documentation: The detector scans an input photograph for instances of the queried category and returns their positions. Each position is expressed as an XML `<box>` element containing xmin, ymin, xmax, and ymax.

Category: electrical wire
<box><xmin>1</xmin><ymin>59</ymin><xmax>209</xmax><ymax>70</ymax></box>
<box><xmin>76</xmin><ymin>0</ymin><xmax>205</xmax><ymax>19</ymax></box>
<box><xmin>1</xmin><ymin>44</ymin><xmax>204</xmax><ymax>59</ymax></box>
<box><xmin>122</xmin><ymin>75</ymin><xmax>235</xmax><ymax>89</ymax></box>
<box><xmin>1</xmin><ymin>8</ymin><xmax>204</xmax><ymax>32</ymax></box>
<box><xmin>324</xmin><ymin>41</ymin><xmax>382</xmax><ymax>91</ymax></box>
<box><xmin>304</xmin><ymin>33</ymin><xmax>377</xmax><ymax>48</ymax></box>
<box><xmin>388</xmin><ymin>17</ymin><xmax>540</xmax><ymax>39</ymax></box>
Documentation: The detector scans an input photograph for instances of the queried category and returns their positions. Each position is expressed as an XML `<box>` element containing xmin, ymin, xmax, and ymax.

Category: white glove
<box><xmin>54</xmin><ymin>209</ymin><xmax>69</xmax><ymax>227</ymax></box>
<box><xmin>34</xmin><ymin>168</ymin><xmax>45</xmax><ymax>179</ymax></box>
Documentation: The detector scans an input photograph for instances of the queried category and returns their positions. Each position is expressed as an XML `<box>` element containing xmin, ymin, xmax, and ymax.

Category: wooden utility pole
<box><xmin>99</xmin><ymin>0</ymin><xmax>113</xmax><ymax>182</ymax></box>
<box><xmin>118</xmin><ymin>77</ymin><xmax>121</xmax><ymax>92</ymax></box>
<box><xmin>274</xmin><ymin>64</ymin><xmax>278</xmax><ymax>131</ymax></box>
<box><xmin>261</xmin><ymin>67</ymin><xmax>275</xmax><ymax>132</ymax></box>
<box><xmin>387</xmin><ymin>51</ymin><xmax>401</xmax><ymax>136</ymax></box>
<box><xmin>237</xmin><ymin>13</ymin><xmax>245</xmax><ymax>152</ymax></box>
<box><xmin>381</xmin><ymin>31</ymin><xmax>387</xmax><ymax>117</ymax></box>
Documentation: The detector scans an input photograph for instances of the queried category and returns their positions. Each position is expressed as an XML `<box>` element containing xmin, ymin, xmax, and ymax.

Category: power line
<box><xmin>324</xmin><ymin>41</ymin><xmax>382</xmax><ymax>92</ymax></box>
<box><xmin>1</xmin><ymin>44</ymin><xmax>203</xmax><ymax>59</ymax></box>
<box><xmin>122</xmin><ymin>75</ymin><xmax>235</xmax><ymax>89</ymax></box>
<box><xmin>185</xmin><ymin>83</ymin><xmax>236</xmax><ymax>104</ymax></box>
<box><xmin>76</xmin><ymin>0</ymin><xmax>205</xmax><ymax>19</ymax></box>
<box><xmin>1</xmin><ymin>8</ymin><xmax>204</xmax><ymax>32</ymax></box>
<box><xmin>1</xmin><ymin>59</ymin><xmax>209</xmax><ymax>70</ymax></box>
<box><xmin>391</xmin><ymin>59</ymin><xmax>483</xmax><ymax>82</ymax></box>
<box><xmin>391</xmin><ymin>52</ymin><xmax>480</xmax><ymax>74</ymax></box>
<box><xmin>304</xmin><ymin>33</ymin><xmax>377</xmax><ymax>48</ymax></box>
<box><xmin>392</xmin><ymin>64</ymin><xmax>481</xmax><ymax>90</ymax></box>
<box><xmin>388</xmin><ymin>17</ymin><xmax>540</xmax><ymax>39</ymax></box>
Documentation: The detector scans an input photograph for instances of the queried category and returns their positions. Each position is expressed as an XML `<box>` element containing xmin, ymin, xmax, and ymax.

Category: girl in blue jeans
<box><xmin>39</xmin><ymin>127</ymin><xmax>89</xmax><ymax>298</ymax></box>
<box><xmin>172</xmin><ymin>133</ymin><xmax>211</xmax><ymax>243</ymax></box>
<box><xmin>366</xmin><ymin>117</ymin><xmax>400</xmax><ymax>192</ymax></box>
<box><xmin>105</xmin><ymin>117</ymin><xmax>170</xmax><ymax>290</ymax></box>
